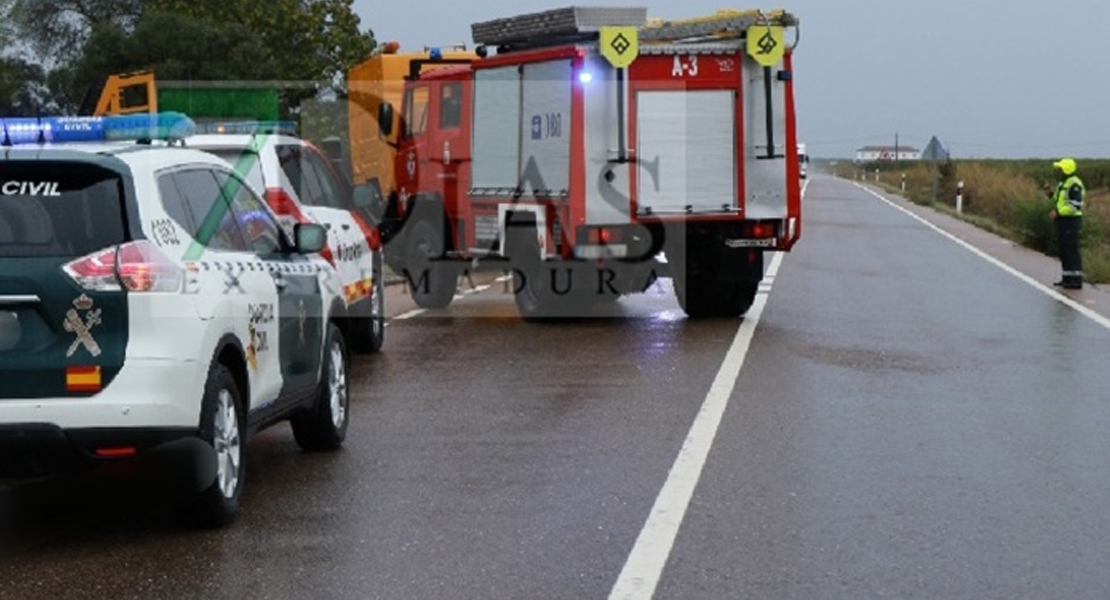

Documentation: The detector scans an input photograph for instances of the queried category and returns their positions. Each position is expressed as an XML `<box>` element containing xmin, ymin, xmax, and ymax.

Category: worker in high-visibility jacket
<box><xmin>1046</xmin><ymin>158</ymin><xmax>1085</xmax><ymax>289</ymax></box>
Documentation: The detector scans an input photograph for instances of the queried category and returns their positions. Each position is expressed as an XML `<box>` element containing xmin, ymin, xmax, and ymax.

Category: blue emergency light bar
<box><xmin>0</xmin><ymin>112</ymin><xmax>196</xmax><ymax>146</ymax></box>
<box><xmin>195</xmin><ymin>121</ymin><xmax>297</xmax><ymax>136</ymax></box>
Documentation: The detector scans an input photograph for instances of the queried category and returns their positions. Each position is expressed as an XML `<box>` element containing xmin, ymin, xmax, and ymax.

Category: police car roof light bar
<box><xmin>0</xmin><ymin>112</ymin><xmax>197</xmax><ymax>147</ymax></box>
<box><xmin>195</xmin><ymin>121</ymin><xmax>297</xmax><ymax>136</ymax></box>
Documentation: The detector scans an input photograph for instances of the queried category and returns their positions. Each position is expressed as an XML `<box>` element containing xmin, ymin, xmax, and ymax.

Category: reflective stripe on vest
<box><xmin>1056</xmin><ymin>175</ymin><xmax>1085</xmax><ymax>217</ymax></box>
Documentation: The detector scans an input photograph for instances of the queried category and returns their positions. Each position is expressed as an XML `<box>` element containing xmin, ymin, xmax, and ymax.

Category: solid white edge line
<box><xmin>607</xmin><ymin>251</ymin><xmax>785</xmax><ymax>600</ymax></box>
<box><xmin>608</xmin><ymin>179</ymin><xmax>806</xmax><ymax>599</ymax></box>
<box><xmin>853</xmin><ymin>182</ymin><xmax>1110</xmax><ymax>333</ymax></box>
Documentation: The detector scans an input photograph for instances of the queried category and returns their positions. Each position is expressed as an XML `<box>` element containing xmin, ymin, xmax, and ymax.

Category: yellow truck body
<box><xmin>347</xmin><ymin>44</ymin><xmax>476</xmax><ymax>199</ymax></box>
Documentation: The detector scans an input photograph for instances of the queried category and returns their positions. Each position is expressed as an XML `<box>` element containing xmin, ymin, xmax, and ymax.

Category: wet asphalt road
<box><xmin>3</xmin><ymin>176</ymin><xmax>1110</xmax><ymax>599</ymax></box>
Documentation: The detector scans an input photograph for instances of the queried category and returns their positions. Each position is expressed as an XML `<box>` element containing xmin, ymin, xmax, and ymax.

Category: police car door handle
<box><xmin>272</xmin><ymin>275</ymin><xmax>289</xmax><ymax>289</ymax></box>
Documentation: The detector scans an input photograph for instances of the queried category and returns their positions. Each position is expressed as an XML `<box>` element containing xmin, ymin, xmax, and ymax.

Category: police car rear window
<box><xmin>0</xmin><ymin>162</ymin><xmax>126</xmax><ymax>258</ymax></box>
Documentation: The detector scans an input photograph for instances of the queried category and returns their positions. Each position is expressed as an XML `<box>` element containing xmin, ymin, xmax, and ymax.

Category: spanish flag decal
<box><xmin>66</xmin><ymin>366</ymin><xmax>102</xmax><ymax>393</ymax></box>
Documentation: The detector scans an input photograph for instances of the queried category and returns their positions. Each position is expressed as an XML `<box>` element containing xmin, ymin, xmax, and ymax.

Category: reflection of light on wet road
<box><xmin>652</xmin><ymin>310</ymin><xmax>683</xmax><ymax>323</ymax></box>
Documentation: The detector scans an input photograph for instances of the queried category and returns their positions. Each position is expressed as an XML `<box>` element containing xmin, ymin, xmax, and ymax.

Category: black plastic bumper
<box><xmin>0</xmin><ymin>424</ymin><xmax>199</xmax><ymax>478</ymax></box>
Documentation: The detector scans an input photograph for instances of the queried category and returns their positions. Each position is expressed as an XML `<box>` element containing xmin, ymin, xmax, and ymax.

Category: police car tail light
<box><xmin>63</xmin><ymin>241</ymin><xmax>183</xmax><ymax>293</ymax></box>
<box><xmin>262</xmin><ymin>187</ymin><xmax>335</xmax><ymax>265</ymax></box>
<box><xmin>263</xmin><ymin>187</ymin><xmax>309</xmax><ymax>224</ymax></box>
<box><xmin>317</xmin><ymin>244</ymin><xmax>336</xmax><ymax>267</ymax></box>
<box><xmin>115</xmin><ymin>242</ymin><xmax>184</xmax><ymax>292</ymax></box>
<box><xmin>351</xmin><ymin>213</ymin><xmax>381</xmax><ymax>251</ymax></box>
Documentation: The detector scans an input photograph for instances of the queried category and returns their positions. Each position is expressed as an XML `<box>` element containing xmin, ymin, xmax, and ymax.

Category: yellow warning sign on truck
<box><xmin>747</xmin><ymin>25</ymin><xmax>784</xmax><ymax>67</ymax></box>
<box><xmin>600</xmin><ymin>26</ymin><xmax>639</xmax><ymax>68</ymax></box>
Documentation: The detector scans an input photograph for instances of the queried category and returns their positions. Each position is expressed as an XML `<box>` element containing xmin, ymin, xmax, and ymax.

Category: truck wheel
<box><xmin>506</xmin><ymin>223</ymin><xmax>563</xmax><ymax>321</ymax></box>
<box><xmin>351</xmin><ymin>251</ymin><xmax>385</xmax><ymax>354</ymax></box>
<box><xmin>404</xmin><ymin>219</ymin><xmax>456</xmax><ymax>309</ymax></box>
<box><xmin>673</xmin><ymin>262</ymin><xmax>758</xmax><ymax>318</ymax></box>
<box><xmin>291</xmin><ymin>323</ymin><xmax>350</xmax><ymax>451</ymax></box>
<box><xmin>176</xmin><ymin>362</ymin><xmax>244</xmax><ymax>528</ymax></box>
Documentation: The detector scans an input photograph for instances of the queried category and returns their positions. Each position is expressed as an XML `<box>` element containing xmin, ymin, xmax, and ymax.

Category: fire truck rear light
<box><xmin>578</xmin><ymin>71</ymin><xmax>594</xmax><ymax>84</ymax></box>
<box><xmin>744</xmin><ymin>223</ymin><xmax>776</xmax><ymax>239</ymax></box>
<box><xmin>63</xmin><ymin>241</ymin><xmax>183</xmax><ymax>293</ymax></box>
<box><xmin>94</xmin><ymin>447</ymin><xmax>137</xmax><ymax>458</ymax></box>
<box><xmin>586</xmin><ymin>227</ymin><xmax>621</xmax><ymax>245</ymax></box>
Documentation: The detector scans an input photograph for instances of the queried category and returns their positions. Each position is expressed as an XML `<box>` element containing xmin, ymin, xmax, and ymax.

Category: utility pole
<box><xmin>894</xmin><ymin>132</ymin><xmax>899</xmax><ymax>162</ymax></box>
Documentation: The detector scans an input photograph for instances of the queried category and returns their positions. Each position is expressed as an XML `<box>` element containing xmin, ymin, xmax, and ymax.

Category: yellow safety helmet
<box><xmin>1053</xmin><ymin>158</ymin><xmax>1077</xmax><ymax>175</ymax></box>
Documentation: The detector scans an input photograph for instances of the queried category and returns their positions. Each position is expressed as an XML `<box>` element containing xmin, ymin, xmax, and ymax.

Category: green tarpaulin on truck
<box><xmin>158</xmin><ymin>86</ymin><xmax>280</xmax><ymax>121</ymax></box>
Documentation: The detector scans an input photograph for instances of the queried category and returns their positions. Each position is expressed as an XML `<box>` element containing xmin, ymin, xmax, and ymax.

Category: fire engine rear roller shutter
<box><xmin>471</xmin><ymin>66</ymin><xmax>521</xmax><ymax>194</ymax></box>
<box><xmin>636</xmin><ymin>90</ymin><xmax>737</xmax><ymax>214</ymax></box>
<box><xmin>519</xmin><ymin>60</ymin><xmax>572</xmax><ymax>197</ymax></box>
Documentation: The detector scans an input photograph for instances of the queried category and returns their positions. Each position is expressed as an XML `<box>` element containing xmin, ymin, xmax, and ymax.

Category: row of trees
<box><xmin>0</xmin><ymin>0</ymin><xmax>376</xmax><ymax>115</ymax></box>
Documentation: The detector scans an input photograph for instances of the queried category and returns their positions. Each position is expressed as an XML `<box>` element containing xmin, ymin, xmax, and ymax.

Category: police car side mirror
<box><xmin>378</xmin><ymin>102</ymin><xmax>394</xmax><ymax>138</ymax></box>
<box><xmin>294</xmin><ymin>223</ymin><xmax>328</xmax><ymax>255</ymax></box>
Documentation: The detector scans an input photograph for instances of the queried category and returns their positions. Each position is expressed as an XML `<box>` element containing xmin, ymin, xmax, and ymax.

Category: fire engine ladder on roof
<box><xmin>639</xmin><ymin>9</ymin><xmax>798</xmax><ymax>44</ymax></box>
<box><xmin>471</xmin><ymin>6</ymin><xmax>647</xmax><ymax>51</ymax></box>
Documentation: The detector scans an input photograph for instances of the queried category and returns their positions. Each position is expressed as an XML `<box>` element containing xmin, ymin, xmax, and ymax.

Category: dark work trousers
<box><xmin>1056</xmin><ymin>216</ymin><xmax>1083</xmax><ymax>284</ymax></box>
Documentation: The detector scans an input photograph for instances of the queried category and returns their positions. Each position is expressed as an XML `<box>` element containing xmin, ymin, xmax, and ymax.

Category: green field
<box><xmin>831</xmin><ymin>159</ymin><xmax>1110</xmax><ymax>284</ymax></box>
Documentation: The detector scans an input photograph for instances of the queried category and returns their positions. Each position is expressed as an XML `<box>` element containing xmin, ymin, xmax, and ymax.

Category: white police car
<box><xmin>0</xmin><ymin>113</ymin><xmax>351</xmax><ymax>526</ymax></box>
<box><xmin>186</xmin><ymin>127</ymin><xmax>384</xmax><ymax>354</ymax></box>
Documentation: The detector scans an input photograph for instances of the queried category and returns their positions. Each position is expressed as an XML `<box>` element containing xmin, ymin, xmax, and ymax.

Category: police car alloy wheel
<box><xmin>291</xmin><ymin>323</ymin><xmax>349</xmax><ymax>451</ymax></box>
<box><xmin>364</xmin><ymin>250</ymin><xmax>385</xmax><ymax>353</ymax></box>
<box><xmin>213</xmin><ymin>387</ymin><xmax>242</xmax><ymax>499</ymax></box>
<box><xmin>177</xmin><ymin>362</ymin><xmax>246</xmax><ymax>528</ymax></box>
<box><xmin>328</xmin><ymin>340</ymin><xmax>348</xmax><ymax>430</ymax></box>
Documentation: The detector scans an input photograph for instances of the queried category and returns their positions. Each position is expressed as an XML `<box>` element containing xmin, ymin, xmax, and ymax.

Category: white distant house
<box><xmin>855</xmin><ymin>145</ymin><xmax>921</xmax><ymax>162</ymax></box>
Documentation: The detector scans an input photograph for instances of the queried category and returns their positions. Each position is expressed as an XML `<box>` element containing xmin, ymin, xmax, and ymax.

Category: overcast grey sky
<box><xmin>351</xmin><ymin>0</ymin><xmax>1110</xmax><ymax>159</ymax></box>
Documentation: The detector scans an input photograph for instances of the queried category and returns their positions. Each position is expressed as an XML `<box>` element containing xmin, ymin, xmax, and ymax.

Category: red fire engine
<box><xmin>379</xmin><ymin>7</ymin><xmax>801</xmax><ymax>319</ymax></box>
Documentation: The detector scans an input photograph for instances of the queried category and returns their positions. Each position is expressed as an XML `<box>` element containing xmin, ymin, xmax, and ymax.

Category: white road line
<box><xmin>608</xmin><ymin>251</ymin><xmax>785</xmax><ymax>600</ymax></box>
<box><xmin>391</xmin><ymin>285</ymin><xmax>493</xmax><ymax>323</ymax></box>
<box><xmin>854</xmin><ymin>183</ymin><xmax>1110</xmax><ymax>333</ymax></box>
<box><xmin>393</xmin><ymin>308</ymin><xmax>426</xmax><ymax>321</ymax></box>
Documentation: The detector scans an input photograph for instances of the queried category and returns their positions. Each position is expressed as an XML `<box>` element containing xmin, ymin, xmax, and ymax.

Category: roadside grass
<box><xmin>834</xmin><ymin>160</ymin><xmax>1110</xmax><ymax>283</ymax></box>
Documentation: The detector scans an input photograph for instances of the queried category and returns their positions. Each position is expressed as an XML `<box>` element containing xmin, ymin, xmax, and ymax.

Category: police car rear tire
<box><xmin>291</xmin><ymin>323</ymin><xmax>350</xmax><ymax>451</ymax></box>
<box><xmin>177</xmin><ymin>362</ymin><xmax>245</xmax><ymax>528</ymax></box>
